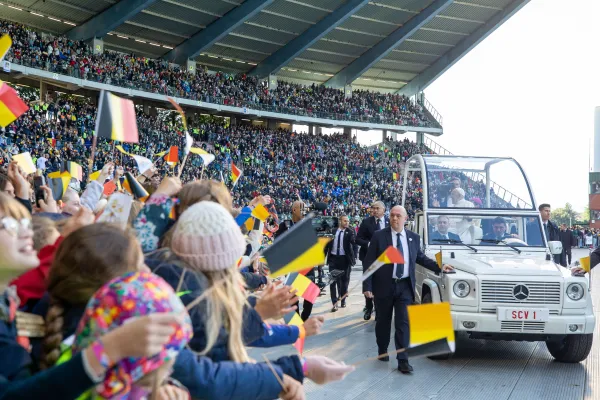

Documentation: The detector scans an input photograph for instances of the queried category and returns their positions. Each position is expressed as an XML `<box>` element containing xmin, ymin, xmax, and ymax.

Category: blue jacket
<box><xmin>0</xmin><ymin>289</ymin><xmax>95</xmax><ymax>399</ymax></box>
<box><xmin>30</xmin><ymin>293</ymin><xmax>304</xmax><ymax>399</ymax></box>
<box><xmin>146</xmin><ymin>251</ymin><xmax>300</xmax><ymax>360</ymax></box>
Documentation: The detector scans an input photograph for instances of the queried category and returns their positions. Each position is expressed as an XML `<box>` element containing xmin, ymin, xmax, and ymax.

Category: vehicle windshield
<box><xmin>423</xmin><ymin>157</ymin><xmax>534</xmax><ymax>210</ymax></box>
<box><xmin>427</xmin><ymin>214</ymin><xmax>545</xmax><ymax>248</ymax></box>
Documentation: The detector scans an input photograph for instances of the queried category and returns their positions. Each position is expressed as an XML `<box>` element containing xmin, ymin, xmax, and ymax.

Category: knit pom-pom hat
<box><xmin>171</xmin><ymin>201</ymin><xmax>246</xmax><ymax>272</ymax></box>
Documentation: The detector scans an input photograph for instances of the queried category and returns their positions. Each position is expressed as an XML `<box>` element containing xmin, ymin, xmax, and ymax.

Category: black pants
<box><xmin>329</xmin><ymin>255</ymin><xmax>351</xmax><ymax>304</ymax></box>
<box><xmin>374</xmin><ymin>279</ymin><xmax>412</xmax><ymax>361</ymax></box>
<box><xmin>560</xmin><ymin>251</ymin><xmax>572</xmax><ymax>267</ymax></box>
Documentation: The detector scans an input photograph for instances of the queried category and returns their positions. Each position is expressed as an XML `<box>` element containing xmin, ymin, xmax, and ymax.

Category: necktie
<box><xmin>376</xmin><ymin>219</ymin><xmax>381</xmax><ymax>230</ymax></box>
<box><xmin>544</xmin><ymin>223</ymin><xmax>549</xmax><ymax>239</ymax></box>
<box><xmin>396</xmin><ymin>232</ymin><xmax>404</xmax><ymax>278</ymax></box>
<box><xmin>336</xmin><ymin>230</ymin><xmax>342</xmax><ymax>255</ymax></box>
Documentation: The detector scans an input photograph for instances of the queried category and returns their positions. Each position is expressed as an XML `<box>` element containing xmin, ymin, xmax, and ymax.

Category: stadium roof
<box><xmin>1</xmin><ymin>0</ymin><xmax>529</xmax><ymax>94</ymax></box>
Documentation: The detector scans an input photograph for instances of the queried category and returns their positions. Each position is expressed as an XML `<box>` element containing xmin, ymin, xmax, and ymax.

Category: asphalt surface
<box><xmin>249</xmin><ymin>248</ymin><xmax>600</xmax><ymax>400</ymax></box>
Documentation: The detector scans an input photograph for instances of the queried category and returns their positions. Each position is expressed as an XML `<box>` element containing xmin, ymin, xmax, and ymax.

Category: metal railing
<box><xmin>6</xmin><ymin>57</ymin><xmax>435</xmax><ymax>129</ymax></box>
<box><xmin>423</xmin><ymin>136</ymin><xmax>533</xmax><ymax>209</ymax></box>
<box><xmin>421</xmin><ymin>96</ymin><xmax>443</xmax><ymax>127</ymax></box>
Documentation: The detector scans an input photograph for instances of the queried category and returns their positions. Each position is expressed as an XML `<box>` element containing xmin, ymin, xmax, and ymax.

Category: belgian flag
<box><xmin>283</xmin><ymin>310</ymin><xmax>305</xmax><ymax>354</ymax></box>
<box><xmin>47</xmin><ymin>171</ymin><xmax>71</xmax><ymax>201</ymax></box>
<box><xmin>122</xmin><ymin>172</ymin><xmax>149</xmax><ymax>202</ymax></box>
<box><xmin>95</xmin><ymin>90</ymin><xmax>139</xmax><ymax>143</ymax></box>
<box><xmin>0</xmin><ymin>82</ymin><xmax>28</xmax><ymax>128</ymax></box>
<box><xmin>262</xmin><ymin>214</ymin><xmax>329</xmax><ymax>278</ymax></box>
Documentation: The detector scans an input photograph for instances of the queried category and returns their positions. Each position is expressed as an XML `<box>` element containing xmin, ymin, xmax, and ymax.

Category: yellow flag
<box><xmin>0</xmin><ymin>34</ymin><xmax>12</xmax><ymax>62</ymax></box>
<box><xmin>580</xmin><ymin>256</ymin><xmax>591</xmax><ymax>273</ymax></box>
<box><xmin>408</xmin><ymin>302</ymin><xmax>454</xmax><ymax>347</ymax></box>
<box><xmin>115</xmin><ymin>145</ymin><xmax>132</xmax><ymax>156</ymax></box>
<box><xmin>435</xmin><ymin>251</ymin><xmax>442</xmax><ymax>269</ymax></box>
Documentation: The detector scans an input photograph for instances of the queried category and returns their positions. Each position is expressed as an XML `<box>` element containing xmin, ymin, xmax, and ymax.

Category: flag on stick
<box><xmin>63</xmin><ymin>161</ymin><xmax>83</xmax><ymax>181</ymax></box>
<box><xmin>231</xmin><ymin>162</ymin><xmax>242</xmax><ymax>185</ymax></box>
<box><xmin>122</xmin><ymin>172</ymin><xmax>149</xmax><ymax>201</ymax></box>
<box><xmin>0</xmin><ymin>82</ymin><xmax>28</xmax><ymax>127</ymax></box>
<box><xmin>283</xmin><ymin>310</ymin><xmax>305</xmax><ymax>354</ymax></box>
<box><xmin>262</xmin><ymin>216</ymin><xmax>328</xmax><ymax>278</ymax></box>
<box><xmin>47</xmin><ymin>171</ymin><xmax>71</xmax><ymax>201</ymax></box>
<box><xmin>435</xmin><ymin>251</ymin><xmax>443</xmax><ymax>270</ymax></box>
<box><xmin>407</xmin><ymin>302</ymin><xmax>455</xmax><ymax>355</ymax></box>
<box><xmin>580</xmin><ymin>256</ymin><xmax>591</xmax><ymax>273</ymax></box>
<box><xmin>284</xmin><ymin>272</ymin><xmax>320</xmax><ymax>303</ymax></box>
<box><xmin>361</xmin><ymin>246</ymin><xmax>404</xmax><ymax>282</ymax></box>
<box><xmin>95</xmin><ymin>90</ymin><xmax>139</xmax><ymax>143</ymax></box>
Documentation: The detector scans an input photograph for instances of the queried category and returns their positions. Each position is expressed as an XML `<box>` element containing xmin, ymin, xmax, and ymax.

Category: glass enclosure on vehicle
<box><xmin>419</xmin><ymin>156</ymin><xmax>535</xmax><ymax>210</ymax></box>
<box><xmin>427</xmin><ymin>214</ymin><xmax>545</xmax><ymax>248</ymax></box>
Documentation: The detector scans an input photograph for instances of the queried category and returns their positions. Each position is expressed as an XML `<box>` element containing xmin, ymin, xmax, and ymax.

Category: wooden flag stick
<box><xmin>351</xmin><ymin>347</ymin><xmax>407</xmax><ymax>367</ymax></box>
<box><xmin>200</xmin><ymin>164</ymin><xmax>205</xmax><ymax>180</ymax></box>
<box><xmin>262</xmin><ymin>354</ymin><xmax>287</xmax><ymax>393</ymax></box>
<box><xmin>177</xmin><ymin>152</ymin><xmax>189</xmax><ymax>179</ymax></box>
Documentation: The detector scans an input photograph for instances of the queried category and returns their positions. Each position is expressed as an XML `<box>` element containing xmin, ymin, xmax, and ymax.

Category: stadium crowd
<box><xmin>1</xmin><ymin>19</ymin><xmax>433</xmax><ymax>128</ymax></box>
<box><xmin>0</xmin><ymin>91</ymin><xmax>430</xmax><ymax>219</ymax></box>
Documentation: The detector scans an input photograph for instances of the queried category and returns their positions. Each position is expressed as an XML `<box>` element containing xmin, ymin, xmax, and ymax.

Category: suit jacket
<box><xmin>356</xmin><ymin>216</ymin><xmax>390</xmax><ymax>261</ymax></box>
<box><xmin>430</xmin><ymin>231</ymin><xmax>461</xmax><ymax>243</ymax></box>
<box><xmin>362</xmin><ymin>228</ymin><xmax>439</xmax><ymax>300</ymax></box>
<box><xmin>324</xmin><ymin>228</ymin><xmax>356</xmax><ymax>266</ymax></box>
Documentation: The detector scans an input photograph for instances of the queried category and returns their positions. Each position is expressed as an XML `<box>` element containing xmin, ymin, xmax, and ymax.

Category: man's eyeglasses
<box><xmin>0</xmin><ymin>217</ymin><xmax>32</xmax><ymax>236</ymax></box>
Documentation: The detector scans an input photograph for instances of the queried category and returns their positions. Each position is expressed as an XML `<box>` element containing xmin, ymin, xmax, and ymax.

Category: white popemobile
<box><xmin>402</xmin><ymin>155</ymin><xmax>594</xmax><ymax>363</ymax></box>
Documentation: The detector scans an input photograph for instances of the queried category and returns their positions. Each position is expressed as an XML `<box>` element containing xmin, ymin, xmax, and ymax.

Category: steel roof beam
<box><xmin>398</xmin><ymin>0</ymin><xmax>531</xmax><ymax>96</ymax></box>
<box><xmin>163</xmin><ymin>0</ymin><xmax>275</xmax><ymax>65</ymax></box>
<box><xmin>324</xmin><ymin>0</ymin><xmax>454</xmax><ymax>88</ymax></box>
<box><xmin>67</xmin><ymin>0</ymin><xmax>158</xmax><ymax>41</ymax></box>
<box><xmin>249</xmin><ymin>0</ymin><xmax>371</xmax><ymax>78</ymax></box>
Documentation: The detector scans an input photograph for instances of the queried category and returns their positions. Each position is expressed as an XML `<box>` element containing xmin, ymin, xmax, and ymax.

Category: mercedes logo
<box><xmin>513</xmin><ymin>284</ymin><xmax>529</xmax><ymax>300</ymax></box>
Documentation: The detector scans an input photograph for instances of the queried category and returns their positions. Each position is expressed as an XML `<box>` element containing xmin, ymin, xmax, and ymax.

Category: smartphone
<box><xmin>34</xmin><ymin>175</ymin><xmax>46</xmax><ymax>207</ymax></box>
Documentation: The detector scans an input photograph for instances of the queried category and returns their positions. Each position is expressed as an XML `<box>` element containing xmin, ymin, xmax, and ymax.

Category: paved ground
<box><xmin>249</xmin><ymin>248</ymin><xmax>600</xmax><ymax>400</ymax></box>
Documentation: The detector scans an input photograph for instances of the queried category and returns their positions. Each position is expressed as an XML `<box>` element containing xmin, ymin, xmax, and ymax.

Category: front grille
<box><xmin>480</xmin><ymin>307</ymin><xmax>559</xmax><ymax>315</ymax></box>
<box><xmin>501</xmin><ymin>321</ymin><xmax>546</xmax><ymax>332</ymax></box>
<box><xmin>481</xmin><ymin>281</ymin><xmax>561</xmax><ymax>305</ymax></box>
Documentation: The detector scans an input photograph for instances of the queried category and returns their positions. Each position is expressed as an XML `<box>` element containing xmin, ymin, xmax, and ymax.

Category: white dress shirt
<box><xmin>391</xmin><ymin>228</ymin><xmax>410</xmax><ymax>279</ymax></box>
<box><xmin>332</xmin><ymin>229</ymin><xmax>345</xmax><ymax>256</ymax></box>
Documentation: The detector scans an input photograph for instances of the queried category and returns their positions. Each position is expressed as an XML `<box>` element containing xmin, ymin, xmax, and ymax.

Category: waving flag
<box><xmin>361</xmin><ymin>246</ymin><xmax>404</xmax><ymax>282</ymax></box>
<box><xmin>580</xmin><ymin>256</ymin><xmax>591</xmax><ymax>273</ymax></box>
<box><xmin>406</xmin><ymin>302</ymin><xmax>455</xmax><ymax>357</ymax></box>
<box><xmin>95</xmin><ymin>90</ymin><xmax>139</xmax><ymax>143</ymax></box>
<box><xmin>231</xmin><ymin>162</ymin><xmax>242</xmax><ymax>185</ymax></box>
<box><xmin>283</xmin><ymin>310</ymin><xmax>306</xmax><ymax>355</ymax></box>
<box><xmin>190</xmin><ymin>147</ymin><xmax>215</xmax><ymax>166</ymax></box>
<box><xmin>0</xmin><ymin>82</ymin><xmax>28</xmax><ymax>127</ymax></box>
<box><xmin>285</xmin><ymin>272</ymin><xmax>320</xmax><ymax>303</ymax></box>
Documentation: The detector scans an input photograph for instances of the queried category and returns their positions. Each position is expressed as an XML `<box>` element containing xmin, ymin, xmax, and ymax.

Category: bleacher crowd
<box><xmin>1</xmin><ymin>19</ymin><xmax>432</xmax><ymax>128</ymax></box>
<box><xmin>0</xmin><ymin>90</ymin><xmax>430</xmax><ymax>219</ymax></box>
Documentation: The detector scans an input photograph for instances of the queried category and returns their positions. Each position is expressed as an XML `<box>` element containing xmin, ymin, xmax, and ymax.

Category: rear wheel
<box><xmin>546</xmin><ymin>334</ymin><xmax>593</xmax><ymax>363</ymax></box>
<box><xmin>421</xmin><ymin>291</ymin><xmax>452</xmax><ymax>360</ymax></box>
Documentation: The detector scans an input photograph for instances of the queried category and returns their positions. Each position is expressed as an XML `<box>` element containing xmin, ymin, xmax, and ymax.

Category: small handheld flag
<box><xmin>580</xmin><ymin>256</ymin><xmax>591</xmax><ymax>273</ymax></box>
<box><xmin>122</xmin><ymin>172</ymin><xmax>149</xmax><ymax>201</ymax></box>
<box><xmin>435</xmin><ymin>251</ymin><xmax>443</xmax><ymax>270</ymax></box>
<box><xmin>283</xmin><ymin>310</ymin><xmax>305</xmax><ymax>354</ymax></box>
<box><xmin>284</xmin><ymin>272</ymin><xmax>320</xmax><ymax>303</ymax></box>
<box><xmin>0</xmin><ymin>34</ymin><xmax>12</xmax><ymax>62</ymax></box>
<box><xmin>262</xmin><ymin>216</ymin><xmax>328</xmax><ymax>278</ymax></box>
<box><xmin>362</xmin><ymin>246</ymin><xmax>404</xmax><ymax>282</ymax></box>
<box><xmin>407</xmin><ymin>302</ymin><xmax>455</xmax><ymax>355</ymax></box>
<box><xmin>190</xmin><ymin>148</ymin><xmax>215</xmax><ymax>166</ymax></box>
<box><xmin>47</xmin><ymin>171</ymin><xmax>71</xmax><ymax>201</ymax></box>
<box><xmin>95</xmin><ymin>90</ymin><xmax>139</xmax><ymax>143</ymax></box>
<box><xmin>0</xmin><ymin>82</ymin><xmax>28</xmax><ymax>127</ymax></box>
<box><xmin>231</xmin><ymin>162</ymin><xmax>242</xmax><ymax>185</ymax></box>
<box><xmin>63</xmin><ymin>161</ymin><xmax>83</xmax><ymax>182</ymax></box>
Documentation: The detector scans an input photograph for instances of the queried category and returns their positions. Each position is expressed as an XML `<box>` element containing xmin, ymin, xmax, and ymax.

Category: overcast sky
<box><xmin>423</xmin><ymin>0</ymin><xmax>598</xmax><ymax>212</ymax></box>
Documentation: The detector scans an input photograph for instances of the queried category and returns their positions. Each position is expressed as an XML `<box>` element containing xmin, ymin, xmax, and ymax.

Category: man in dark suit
<box><xmin>481</xmin><ymin>216</ymin><xmax>519</xmax><ymax>244</ymax></box>
<box><xmin>363</xmin><ymin>205</ymin><xmax>454</xmax><ymax>374</ymax></box>
<box><xmin>325</xmin><ymin>215</ymin><xmax>356</xmax><ymax>312</ymax></box>
<box><xmin>559</xmin><ymin>223</ymin><xmax>576</xmax><ymax>266</ymax></box>
<box><xmin>539</xmin><ymin>203</ymin><xmax>561</xmax><ymax>263</ymax></box>
<box><xmin>356</xmin><ymin>201</ymin><xmax>389</xmax><ymax>320</ymax></box>
<box><xmin>429</xmin><ymin>215</ymin><xmax>461</xmax><ymax>243</ymax></box>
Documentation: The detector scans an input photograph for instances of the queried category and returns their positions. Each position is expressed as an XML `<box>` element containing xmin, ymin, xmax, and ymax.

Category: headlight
<box><xmin>453</xmin><ymin>280</ymin><xmax>470</xmax><ymax>298</ymax></box>
<box><xmin>566</xmin><ymin>283</ymin><xmax>584</xmax><ymax>301</ymax></box>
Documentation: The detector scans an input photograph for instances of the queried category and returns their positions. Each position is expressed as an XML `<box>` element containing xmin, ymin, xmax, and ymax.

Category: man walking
<box><xmin>325</xmin><ymin>215</ymin><xmax>355</xmax><ymax>312</ymax></box>
<box><xmin>356</xmin><ymin>201</ymin><xmax>389</xmax><ymax>320</ymax></box>
<box><xmin>362</xmin><ymin>205</ymin><xmax>454</xmax><ymax>374</ymax></box>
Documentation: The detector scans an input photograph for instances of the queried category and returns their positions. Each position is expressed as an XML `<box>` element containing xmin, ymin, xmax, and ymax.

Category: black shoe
<box><xmin>364</xmin><ymin>309</ymin><xmax>372</xmax><ymax>320</ymax></box>
<box><xmin>341</xmin><ymin>300</ymin><xmax>346</xmax><ymax>308</ymax></box>
<box><xmin>331</xmin><ymin>304</ymin><xmax>338</xmax><ymax>312</ymax></box>
<box><xmin>398</xmin><ymin>361</ymin><xmax>413</xmax><ymax>374</ymax></box>
<box><xmin>378</xmin><ymin>350</ymin><xmax>389</xmax><ymax>362</ymax></box>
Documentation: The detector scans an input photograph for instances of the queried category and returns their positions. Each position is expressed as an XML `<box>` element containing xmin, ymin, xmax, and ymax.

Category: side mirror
<box><xmin>548</xmin><ymin>241</ymin><xmax>563</xmax><ymax>255</ymax></box>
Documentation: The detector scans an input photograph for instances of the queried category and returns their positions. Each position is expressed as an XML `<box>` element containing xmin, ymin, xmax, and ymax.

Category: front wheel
<box><xmin>546</xmin><ymin>333</ymin><xmax>593</xmax><ymax>363</ymax></box>
<box><xmin>421</xmin><ymin>292</ymin><xmax>452</xmax><ymax>360</ymax></box>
